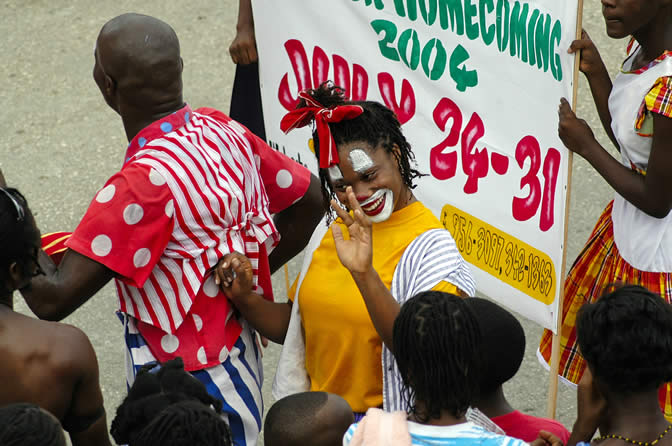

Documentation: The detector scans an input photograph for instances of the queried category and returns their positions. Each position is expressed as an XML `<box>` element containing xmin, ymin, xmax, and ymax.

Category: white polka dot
<box><xmin>193</xmin><ymin>313</ymin><xmax>203</xmax><ymax>332</ymax></box>
<box><xmin>276</xmin><ymin>169</ymin><xmax>293</xmax><ymax>189</ymax></box>
<box><xmin>149</xmin><ymin>168</ymin><xmax>166</xmax><ymax>186</ymax></box>
<box><xmin>255</xmin><ymin>286</ymin><xmax>265</xmax><ymax>297</ymax></box>
<box><xmin>165</xmin><ymin>199</ymin><xmax>174</xmax><ymax>217</ymax></box>
<box><xmin>123</xmin><ymin>203</ymin><xmax>144</xmax><ymax>225</ymax></box>
<box><xmin>219</xmin><ymin>346</ymin><xmax>229</xmax><ymax>363</ymax></box>
<box><xmin>197</xmin><ymin>346</ymin><xmax>208</xmax><ymax>364</ymax></box>
<box><xmin>91</xmin><ymin>235</ymin><xmax>112</xmax><ymax>257</ymax></box>
<box><xmin>133</xmin><ymin>248</ymin><xmax>151</xmax><ymax>268</ymax></box>
<box><xmin>96</xmin><ymin>185</ymin><xmax>116</xmax><ymax>203</ymax></box>
<box><xmin>203</xmin><ymin>277</ymin><xmax>219</xmax><ymax>298</ymax></box>
<box><xmin>161</xmin><ymin>334</ymin><xmax>179</xmax><ymax>353</ymax></box>
<box><xmin>254</xmin><ymin>154</ymin><xmax>261</xmax><ymax>169</ymax></box>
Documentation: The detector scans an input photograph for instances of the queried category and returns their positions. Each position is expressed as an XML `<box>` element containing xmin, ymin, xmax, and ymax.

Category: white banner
<box><xmin>253</xmin><ymin>0</ymin><xmax>578</xmax><ymax>331</ymax></box>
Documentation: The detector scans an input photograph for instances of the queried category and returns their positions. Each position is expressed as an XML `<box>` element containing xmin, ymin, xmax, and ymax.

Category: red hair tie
<box><xmin>280</xmin><ymin>91</ymin><xmax>364</xmax><ymax>168</ymax></box>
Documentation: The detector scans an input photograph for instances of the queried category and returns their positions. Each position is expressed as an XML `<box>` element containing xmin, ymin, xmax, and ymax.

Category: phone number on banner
<box><xmin>441</xmin><ymin>204</ymin><xmax>556</xmax><ymax>304</ymax></box>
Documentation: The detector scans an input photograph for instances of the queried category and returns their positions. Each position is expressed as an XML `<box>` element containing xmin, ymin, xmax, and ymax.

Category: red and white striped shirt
<box><xmin>67</xmin><ymin>105</ymin><xmax>310</xmax><ymax>370</ymax></box>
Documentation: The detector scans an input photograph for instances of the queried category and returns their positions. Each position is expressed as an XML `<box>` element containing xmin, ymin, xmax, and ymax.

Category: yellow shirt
<box><xmin>292</xmin><ymin>201</ymin><xmax>457</xmax><ymax>412</ymax></box>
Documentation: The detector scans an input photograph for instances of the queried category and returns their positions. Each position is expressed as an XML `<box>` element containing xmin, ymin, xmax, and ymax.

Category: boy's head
<box><xmin>393</xmin><ymin>291</ymin><xmax>481</xmax><ymax>422</ymax></box>
<box><xmin>577</xmin><ymin>285</ymin><xmax>672</xmax><ymax>395</ymax></box>
<box><xmin>264</xmin><ymin>392</ymin><xmax>354</xmax><ymax>446</ymax></box>
<box><xmin>465</xmin><ymin>298</ymin><xmax>526</xmax><ymax>397</ymax></box>
<box><xmin>0</xmin><ymin>403</ymin><xmax>66</xmax><ymax>446</ymax></box>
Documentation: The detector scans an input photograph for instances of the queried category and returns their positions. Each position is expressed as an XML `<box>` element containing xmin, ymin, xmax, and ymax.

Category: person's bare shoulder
<box><xmin>39</xmin><ymin>321</ymin><xmax>98</xmax><ymax>378</ymax></box>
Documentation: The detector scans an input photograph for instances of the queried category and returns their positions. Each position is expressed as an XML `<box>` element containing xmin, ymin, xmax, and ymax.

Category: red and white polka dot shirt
<box><xmin>66</xmin><ymin>105</ymin><xmax>311</xmax><ymax>370</ymax></box>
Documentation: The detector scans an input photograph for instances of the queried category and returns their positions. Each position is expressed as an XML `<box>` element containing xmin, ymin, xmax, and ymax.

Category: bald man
<box><xmin>21</xmin><ymin>13</ymin><xmax>323</xmax><ymax>446</ymax></box>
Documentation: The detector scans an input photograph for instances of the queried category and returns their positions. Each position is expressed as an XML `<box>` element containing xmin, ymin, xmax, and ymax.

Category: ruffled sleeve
<box><xmin>635</xmin><ymin>76</ymin><xmax>672</xmax><ymax>136</ymax></box>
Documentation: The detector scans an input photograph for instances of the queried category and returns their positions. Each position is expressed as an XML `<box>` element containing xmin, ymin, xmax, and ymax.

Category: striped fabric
<box><xmin>122</xmin><ymin>313</ymin><xmax>264</xmax><ymax>446</ymax></box>
<box><xmin>66</xmin><ymin>105</ymin><xmax>309</xmax><ymax>370</ymax></box>
<box><xmin>117</xmin><ymin>108</ymin><xmax>277</xmax><ymax>332</ymax></box>
<box><xmin>343</xmin><ymin>420</ymin><xmax>527</xmax><ymax>446</ymax></box>
<box><xmin>538</xmin><ymin>201</ymin><xmax>672</xmax><ymax>420</ymax></box>
<box><xmin>41</xmin><ymin>232</ymin><xmax>71</xmax><ymax>265</ymax></box>
<box><xmin>384</xmin><ymin>228</ymin><xmax>476</xmax><ymax>412</ymax></box>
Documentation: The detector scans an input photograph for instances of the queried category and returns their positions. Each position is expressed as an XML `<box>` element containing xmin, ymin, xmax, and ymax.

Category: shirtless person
<box><xmin>0</xmin><ymin>180</ymin><xmax>110</xmax><ymax>446</ymax></box>
<box><xmin>18</xmin><ymin>13</ymin><xmax>322</xmax><ymax>446</ymax></box>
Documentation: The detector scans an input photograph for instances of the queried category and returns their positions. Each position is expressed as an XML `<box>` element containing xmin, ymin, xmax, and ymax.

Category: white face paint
<box><xmin>359</xmin><ymin>189</ymin><xmax>394</xmax><ymax>223</ymax></box>
<box><xmin>348</xmin><ymin>149</ymin><xmax>374</xmax><ymax>173</ymax></box>
<box><xmin>327</xmin><ymin>165</ymin><xmax>343</xmax><ymax>182</ymax></box>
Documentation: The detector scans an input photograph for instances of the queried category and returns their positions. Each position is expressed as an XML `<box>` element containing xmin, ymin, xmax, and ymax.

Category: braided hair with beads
<box><xmin>110</xmin><ymin>357</ymin><xmax>232</xmax><ymax>446</ymax></box>
<box><xmin>393</xmin><ymin>291</ymin><xmax>482</xmax><ymax>423</ymax></box>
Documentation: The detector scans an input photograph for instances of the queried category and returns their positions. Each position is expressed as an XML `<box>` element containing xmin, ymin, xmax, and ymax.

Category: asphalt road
<box><xmin>1</xmin><ymin>0</ymin><xmax>627</xmax><ymax>443</ymax></box>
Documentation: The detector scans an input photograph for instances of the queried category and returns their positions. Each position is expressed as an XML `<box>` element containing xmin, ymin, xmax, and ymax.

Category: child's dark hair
<box><xmin>0</xmin><ymin>403</ymin><xmax>66</xmax><ymax>446</ymax></box>
<box><xmin>393</xmin><ymin>291</ymin><xmax>481</xmax><ymax>422</ymax></box>
<box><xmin>264</xmin><ymin>391</ymin><xmax>354</xmax><ymax>446</ymax></box>
<box><xmin>577</xmin><ymin>284</ymin><xmax>672</xmax><ymax>394</ymax></box>
<box><xmin>110</xmin><ymin>357</ymin><xmax>232</xmax><ymax>446</ymax></box>
<box><xmin>298</xmin><ymin>82</ymin><xmax>425</xmax><ymax>213</ymax></box>
<box><xmin>465</xmin><ymin>297</ymin><xmax>526</xmax><ymax>396</ymax></box>
<box><xmin>0</xmin><ymin>188</ymin><xmax>40</xmax><ymax>293</ymax></box>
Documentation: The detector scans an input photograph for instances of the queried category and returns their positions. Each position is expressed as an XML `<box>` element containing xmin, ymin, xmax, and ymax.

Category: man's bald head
<box><xmin>94</xmin><ymin>13</ymin><xmax>183</xmax><ymax>111</ymax></box>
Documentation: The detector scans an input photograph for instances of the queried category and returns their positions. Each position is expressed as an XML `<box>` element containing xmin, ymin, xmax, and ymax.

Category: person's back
<box><xmin>0</xmin><ymin>185</ymin><xmax>109</xmax><ymax>446</ymax></box>
<box><xmin>466</xmin><ymin>298</ymin><xmax>570</xmax><ymax>443</ymax></box>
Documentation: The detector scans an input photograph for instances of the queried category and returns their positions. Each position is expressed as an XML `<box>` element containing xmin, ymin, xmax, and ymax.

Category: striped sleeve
<box><xmin>342</xmin><ymin>423</ymin><xmax>358</xmax><ymax>446</ymax></box>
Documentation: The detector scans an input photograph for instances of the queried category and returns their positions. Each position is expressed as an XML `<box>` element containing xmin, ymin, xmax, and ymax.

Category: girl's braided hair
<box><xmin>110</xmin><ymin>357</ymin><xmax>232</xmax><ymax>446</ymax></box>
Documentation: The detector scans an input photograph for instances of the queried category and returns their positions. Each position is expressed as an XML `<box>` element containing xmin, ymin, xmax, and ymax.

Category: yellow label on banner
<box><xmin>440</xmin><ymin>204</ymin><xmax>556</xmax><ymax>304</ymax></box>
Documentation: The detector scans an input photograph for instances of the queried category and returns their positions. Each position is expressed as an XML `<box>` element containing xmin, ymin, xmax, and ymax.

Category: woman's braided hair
<box><xmin>393</xmin><ymin>291</ymin><xmax>482</xmax><ymax>422</ymax></box>
<box><xmin>110</xmin><ymin>357</ymin><xmax>232</xmax><ymax>446</ymax></box>
<box><xmin>297</xmin><ymin>82</ymin><xmax>425</xmax><ymax>214</ymax></box>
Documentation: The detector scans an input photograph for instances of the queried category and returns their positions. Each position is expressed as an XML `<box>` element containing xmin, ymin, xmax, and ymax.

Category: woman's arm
<box><xmin>570</xmin><ymin>31</ymin><xmax>618</xmax><ymax>149</ymax></box>
<box><xmin>215</xmin><ymin>253</ymin><xmax>291</xmax><ymax>344</ymax></box>
<box><xmin>558</xmin><ymin>99</ymin><xmax>672</xmax><ymax>218</ymax></box>
<box><xmin>330</xmin><ymin>188</ymin><xmax>400</xmax><ymax>350</ymax></box>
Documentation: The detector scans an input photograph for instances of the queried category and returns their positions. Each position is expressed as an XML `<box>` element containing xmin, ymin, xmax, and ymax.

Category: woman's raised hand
<box><xmin>330</xmin><ymin>186</ymin><xmax>374</xmax><ymax>275</ymax></box>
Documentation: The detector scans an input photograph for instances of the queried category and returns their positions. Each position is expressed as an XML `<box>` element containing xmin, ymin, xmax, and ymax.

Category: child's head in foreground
<box><xmin>264</xmin><ymin>391</ymin><xmax>354</xmax><ymax>446</ymax></box>
<box><xmin>111</xmin><ymin>357</ymin><xmax>232</xmax><ymax>446</ymax></box>
<box><xmin>577</xmin><ymin>284</ymin><xmax>672</xmax><ymax>396</ymax></box>
<box><xmin>465</xmin><ymin>297</ymin><xmax>526</xmax><ymax>398</ymax></box>
<box><xmin>393</xmin><ymin>291</ymin><xmax>482</xmax><ymax>422</ymax></box>
<box><xmin>0</xmin><ymin>403</ymin><xmax>66</xmax><ymax>446</ymax></box>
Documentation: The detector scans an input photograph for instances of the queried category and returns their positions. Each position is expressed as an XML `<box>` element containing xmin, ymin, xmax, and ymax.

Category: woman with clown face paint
<box><xmin>214</xmin><ymin>82</ymin><xmax>475</xmax><ymax>417</ymax></box>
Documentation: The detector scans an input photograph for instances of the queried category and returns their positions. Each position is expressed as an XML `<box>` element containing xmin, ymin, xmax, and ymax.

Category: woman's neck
<box><xmin>633</xmin><ymin>14</ymin><xmax>672</xmax><ymax>67</ymax></box>
<box><xmin>601</xmin><ymin>391</ymin><xmax>668</xmax><ymax>439</ymax></box>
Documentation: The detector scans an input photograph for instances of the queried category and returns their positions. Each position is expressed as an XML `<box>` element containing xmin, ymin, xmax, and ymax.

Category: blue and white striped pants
<box><xmin>122</xmin><ymin>314</ymin><xmax>264</xmax><ymax>446</ymax></box>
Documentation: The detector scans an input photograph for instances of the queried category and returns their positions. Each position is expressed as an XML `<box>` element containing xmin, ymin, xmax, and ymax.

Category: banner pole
<box><xmin>546</xmin><ymin>0</ymin><xmax>584</xmax><ymax>419</ymax></box>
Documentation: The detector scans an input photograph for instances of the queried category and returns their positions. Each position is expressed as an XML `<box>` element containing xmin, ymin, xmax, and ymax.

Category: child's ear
<box><xmin>8</xmin><ymin>261</ymin><xmax>22</xmax><ymax>288</ymax></box>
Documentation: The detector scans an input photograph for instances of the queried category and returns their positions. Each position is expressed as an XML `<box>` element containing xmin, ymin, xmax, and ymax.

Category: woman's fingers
<box><xmin>330</xmin><ymin>198</ymin><xmax>354</xmax><ymax>225</ymax></box>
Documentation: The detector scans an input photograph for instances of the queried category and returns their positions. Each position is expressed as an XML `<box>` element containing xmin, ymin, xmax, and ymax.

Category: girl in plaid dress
<box><xmin>539</xmin><ymin>0</ymin><xmax>672</xmax><ymax>418</ymax></box>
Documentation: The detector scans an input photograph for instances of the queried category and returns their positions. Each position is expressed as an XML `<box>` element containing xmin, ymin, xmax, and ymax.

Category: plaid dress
<box><xmin>539</xmin><ymin>38</ymin><xmax>672</xmax><ymax>419</ymax></box>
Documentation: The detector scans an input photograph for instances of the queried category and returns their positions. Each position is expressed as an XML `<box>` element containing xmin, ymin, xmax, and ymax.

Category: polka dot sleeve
<box><xmin>65</xmin><ymin>163</ymin><xmax>174</xmax><ymax>288</ymax></box>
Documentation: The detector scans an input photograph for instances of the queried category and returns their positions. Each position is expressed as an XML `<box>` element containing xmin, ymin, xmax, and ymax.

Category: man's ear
<box><xmin>104</xmin><ymin>73</ymin><xmax>116</xmax><ymax>97</ymax></box>
<box><xmin>7</xmin><ymin>261</ymin><xmax>22</xmax><ymax>289</ymax></box>
<box><xmin>179</xmin><ymin>57</ymin><xmax>184</xmax><ymax>73</ymax></box>
<box><xmin>0</xmin><ymin>169</ymin><xmax>6</xmax><ymax>188</ymax></box>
